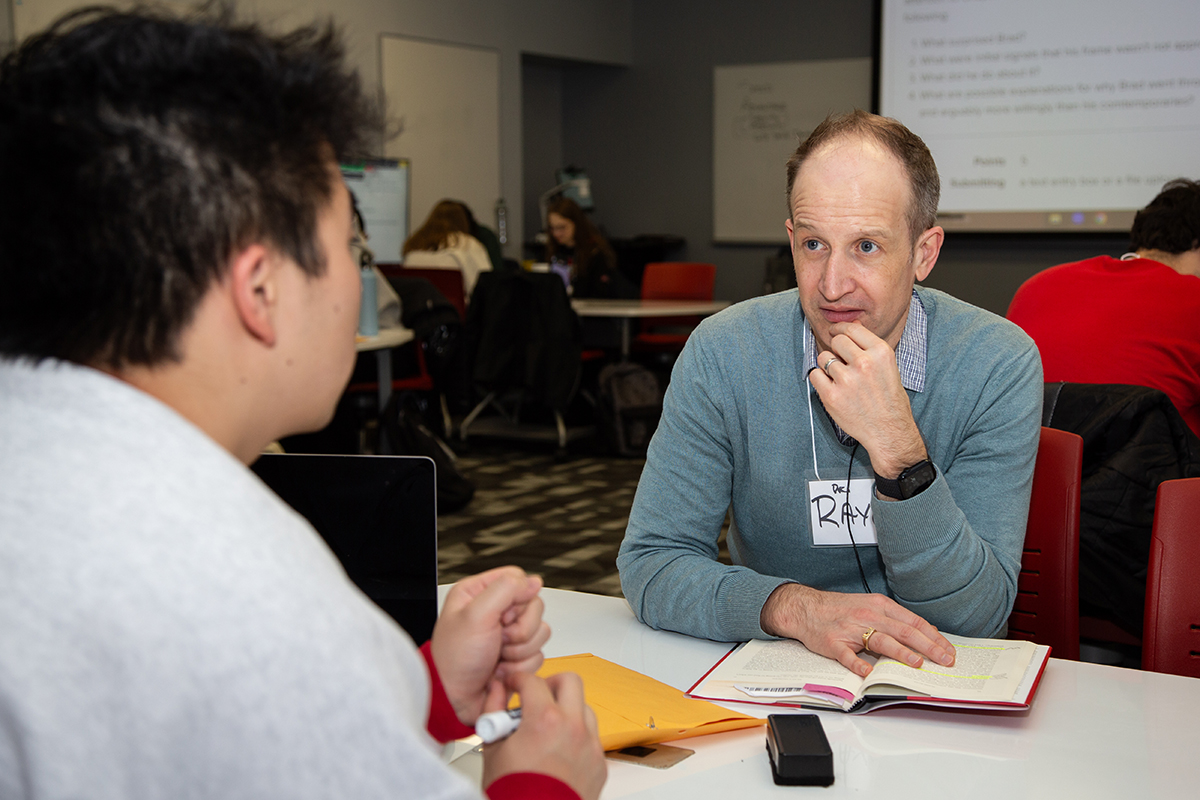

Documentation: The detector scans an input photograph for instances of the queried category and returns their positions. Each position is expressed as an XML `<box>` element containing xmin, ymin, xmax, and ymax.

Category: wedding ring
<box><xmin>822</xmin><ymin>356</ymin><xmax>839</xmax><ymax>374</ymax></box>
<box><xmin>862</xmin><ymin>627</ymin><xmax>877</xmax><ymax>653</ymax></box>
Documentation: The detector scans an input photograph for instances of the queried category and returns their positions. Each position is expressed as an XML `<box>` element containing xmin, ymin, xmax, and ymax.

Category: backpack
<box><xmin>598</xmin><ymin>363</ymin><xmax>663</xmax><ymax>456</ymax></box>
<box><xmin>385</xmin><ymin>275</ymin><xmax>468</xmax><ymax>412</ymax></box>
<box><xmin>382</xmin><ymin>392</ymin><xmax>475</xmax><ymax>514</ymax></box>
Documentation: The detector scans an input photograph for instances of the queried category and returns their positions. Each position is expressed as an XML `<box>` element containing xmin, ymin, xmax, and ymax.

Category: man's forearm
<box><xmin>618</xmin><ymin>536</ymin><xmax>791</xmax><ymax>641</ymax></box>
<box><xmin>873</xmin><ymin>470</ymin><xmax>1025</xmax><ymax>637</ymax></box>
<box><xmin>864</xmin><ymin>418</ymin><xmax>929</xmax><ymax>482</ymax></box>
<box><xmin>759</xmin><ymin>582</ymin><xmax>806</xmax><ymax>638</ymax></box>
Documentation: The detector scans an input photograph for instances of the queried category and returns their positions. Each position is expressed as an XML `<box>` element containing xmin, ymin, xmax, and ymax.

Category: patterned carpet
<box><xmin>437</xmin><ymin>445</ymin><xmax>647</xmax><ymax>597</ymax></box>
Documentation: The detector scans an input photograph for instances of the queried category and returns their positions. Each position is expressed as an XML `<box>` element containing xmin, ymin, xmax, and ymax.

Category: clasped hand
<box><xmin>431</xmin><ymin>567</ymin><xmax>607</xmax><ymax>800</ymax></box>
<box><xmin>432</xmin><ymin>566</ymin><xmax>551</xmax><ymax>725</ymax></box>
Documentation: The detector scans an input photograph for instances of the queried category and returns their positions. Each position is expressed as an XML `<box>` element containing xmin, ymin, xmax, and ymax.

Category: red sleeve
<box><xmin>420</xmin><ymin>644</ymin><xmax>582</xmax><ymax>800</ymax></box>
<box><xmin>486</xmin><ymin>773</ymin><xmax>582</xmax><ymax>800</ymax></box>
<box><xmin>419</xmin><ymin>640</ymin><xmax>474</xmax><ymax>743</ymax></box>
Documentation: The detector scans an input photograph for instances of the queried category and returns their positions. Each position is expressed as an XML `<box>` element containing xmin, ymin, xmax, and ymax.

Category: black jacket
<box><xmin>463</xmin><ymin>271</ymin><xmax>582</xmax><ymax>412</ymax></box>
<box><xmin>1043</xmin><ymin>382</ymin><xmax>1200</xmax><ymax>634</ymax></box>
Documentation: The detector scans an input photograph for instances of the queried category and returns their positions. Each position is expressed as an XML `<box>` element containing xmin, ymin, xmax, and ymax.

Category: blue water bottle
<box><xmin>358</xmin><ymin>266</ymin><xmax>379</xmax><ymax>336</ymax></box>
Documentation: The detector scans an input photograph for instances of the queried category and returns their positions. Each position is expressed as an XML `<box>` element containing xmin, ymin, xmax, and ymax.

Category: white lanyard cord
<box><xmin>806</xmin><ymin>379</ymin><xmax>823</xmax><ymax>481</ymax></box>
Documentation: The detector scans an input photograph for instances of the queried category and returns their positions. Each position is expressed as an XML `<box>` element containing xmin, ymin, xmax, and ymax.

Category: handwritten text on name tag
<box><xmin>807</xmin><ymin>478</ymin><xmax>878</xmax><ymax>546</ymax></box>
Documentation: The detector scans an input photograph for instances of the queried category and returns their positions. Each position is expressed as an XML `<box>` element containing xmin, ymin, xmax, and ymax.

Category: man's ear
<box><xmin>228</xmin><ymin>243</ymin><xmax>278</xmax><ymax>346</ymax></box>
<box><xmin>912</xmin><ymin>226</ymin><xmax>944</xmax><ymax>282</ymax></box>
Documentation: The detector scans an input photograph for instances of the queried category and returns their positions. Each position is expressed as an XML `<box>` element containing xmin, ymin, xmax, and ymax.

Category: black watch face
<box><xmin>899</xmin><ymin>462</ymin><xmax>936</xmax><ymax>498</ymax></box>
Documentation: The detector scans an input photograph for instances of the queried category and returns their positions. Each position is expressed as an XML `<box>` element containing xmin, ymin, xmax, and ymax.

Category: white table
<box><xmin>571</xmin><ymin>299</ymin><xmax>730</xmax><ymax>358</ymax></box>
<box><xmin>440</xmin><ymin>586</ymin><xmax>1200</xmax><ymax>799</ymax></box>
<box><xmin>355</xmin><ymin>326</ymin><xmax>415</xmax><ymax>411</ymax></box>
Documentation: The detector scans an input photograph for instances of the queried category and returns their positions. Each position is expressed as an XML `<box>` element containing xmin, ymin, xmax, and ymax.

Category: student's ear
<box><xmin>228</xmin><ymin>243</ymin><xmax>279</xmax><ymax>346</ymax></box>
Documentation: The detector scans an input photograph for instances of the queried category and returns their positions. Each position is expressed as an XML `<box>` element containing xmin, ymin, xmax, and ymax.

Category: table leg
<box><xmin>620</xmin><ymin>318</ymin><xmax>631</xmax><ymax>361</ymax></box>
<box><xmin>376</xmin><ymin>349</ymin><xmax>392</xmax><ymax>453</ymax></box>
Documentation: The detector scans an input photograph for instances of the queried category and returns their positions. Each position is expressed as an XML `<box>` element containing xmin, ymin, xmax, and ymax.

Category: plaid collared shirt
<box><xmin>804</xmin><ymin>289</ymin><xmax>928</xmax><ymax>445</ymax></box>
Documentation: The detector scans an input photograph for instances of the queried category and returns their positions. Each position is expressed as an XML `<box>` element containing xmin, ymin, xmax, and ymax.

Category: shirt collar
<box><xmin>803</xmin><ymin>289</ymin><xmax>927</xmax><ymax>393</ymax></box>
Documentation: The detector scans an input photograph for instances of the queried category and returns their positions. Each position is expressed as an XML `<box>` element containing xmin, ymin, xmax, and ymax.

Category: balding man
<box><xmin>618</xmin><ymin>111</ymin><xmax>1042</xmax><ymax>677</ymax></box>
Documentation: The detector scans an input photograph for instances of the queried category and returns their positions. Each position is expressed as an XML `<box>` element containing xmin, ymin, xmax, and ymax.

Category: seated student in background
<box><xmin>402</xmin><ymin>199</ymin><xmax>494</xmax><ymax>299</ymax></box>
<box><xmin>1007</xmin><ymin>179</ymin><xmax>1200</xmax><ymax>438</ymax></box>
<box><xmin>618</xmin><ymin>111</ymin><xmax>1042</xmax><ymax>678</ymax></box>
<box><xmin>0</xmin><ymin>8</ymin><xmax>604</xmax><ymax>800</ymax></box>
<box><xmin>545</xmin><ymin>196</ymin><xmax>635</xmax><ymax>299</ymax></box>
<box><xmin>447</xmin><ymin>199</ymin><xmax>507</xmax><ymax>274</ymax></box>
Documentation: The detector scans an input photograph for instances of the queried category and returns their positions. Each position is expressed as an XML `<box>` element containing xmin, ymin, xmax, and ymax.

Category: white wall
<box><xmin>13</xmin><ymin>0</ymin><xmax>633</xmax><ymax>256</ymax></box>
<box><xmin>0</xmin><ymin>0</ymin><xmax>13</xmax><ymax>55</ymax></box>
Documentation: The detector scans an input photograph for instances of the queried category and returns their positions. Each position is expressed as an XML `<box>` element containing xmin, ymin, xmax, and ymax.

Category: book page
<box><xmin>861</xmin><ymin>634</ymin><xmax>1037</xmax><ymax>702</ymax></box>
<box><xmin>689</xmin><ymin>634</ymin><xmax>1044</xmax><ymax>711</ymax></box>
<box><xmin>690</xmin><ymin>638</ymin><xmax>869</xmax><ymax>705</ymax></box>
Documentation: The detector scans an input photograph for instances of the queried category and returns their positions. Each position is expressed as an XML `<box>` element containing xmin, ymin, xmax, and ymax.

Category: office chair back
<box><xmin>1142</xmin><ymin>477</ymin><xmax>1200</xmax><ymax>677</ymax></box>
<box><xmin>378</xmin><ymin>263</ymin><xmax>468</xmax><ymax>319</ymax></box>
<box><xmin>635</xmin><ymin>261</ymin><xmax>717</xmax><ymax>349</ymax></box>
<box><xmin>457</xmin><ymin>270</ymin><xmax>587</xmax><ymax>454</ymax></box>
<box><xmin>1007</xmin><ymin>427</ymin><xmax>1083</xmax><ymax>660</ymax></box>
<box><xmin>640</xmin><ymin>261</ymin><xmax>717</xmax><ymax>301</ymax></box>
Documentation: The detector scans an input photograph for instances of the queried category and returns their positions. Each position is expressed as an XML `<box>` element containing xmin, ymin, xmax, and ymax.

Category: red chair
<box><xmin>632</xmin><ymin>261</ymin><xmax>717</xmax><ymax>351</ymax></box>
<box><xmin>1007</xmin><ymin>427</ymin><xmax>1083</xmax><ymax>660</ymax></box>
<box><xmin>377</xmin><ymin>264</ymin><xmax>467</xmax><ymax>319</ymax></box>
<box><xmin>1142</xmin><ymin>477</ymin><xmax>1200</xmax><ymax>677</ymax></box>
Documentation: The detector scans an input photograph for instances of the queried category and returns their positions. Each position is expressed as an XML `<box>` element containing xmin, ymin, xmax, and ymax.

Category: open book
<box><xmin>687</xmin><ymin>633</ymin><xmax>1050</xmax><ymax>714</ymax></box>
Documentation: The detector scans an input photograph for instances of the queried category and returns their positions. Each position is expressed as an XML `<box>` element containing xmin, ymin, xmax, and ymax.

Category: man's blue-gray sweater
<box><xmin>617</xmin><ymin>287</ymin><xmax>1042</xmax><ymax>643</ymax></box>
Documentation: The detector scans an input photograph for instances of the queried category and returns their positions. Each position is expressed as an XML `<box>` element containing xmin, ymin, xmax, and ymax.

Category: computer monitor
<box><xmin>250</xmin><ymin>453</ymin><xmax>438</xmax><ymax>645</ymax></box>
<box><xmin>341</xmin><ymin>159</ymin><xmax>411</xmax><ymax>261</ymax></box>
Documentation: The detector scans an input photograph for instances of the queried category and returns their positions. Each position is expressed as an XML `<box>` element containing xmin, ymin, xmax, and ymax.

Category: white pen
<box><xmin>475</xmin><ymin>708</ymin><xmax>522</xmax><ymax>743</ymax></box>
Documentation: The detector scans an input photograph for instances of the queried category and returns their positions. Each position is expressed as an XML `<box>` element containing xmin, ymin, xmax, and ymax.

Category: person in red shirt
<box><xmin>1007</xmin><ymin>179</ymin><xmax>1200</xmax><ymax>438</ymax></box>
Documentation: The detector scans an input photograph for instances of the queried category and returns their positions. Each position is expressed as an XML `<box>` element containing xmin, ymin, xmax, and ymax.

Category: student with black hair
<box><xmin>0</xmin><ymin>7</ymin><xmax>604</xmax><ymax>799</ymax></box>
<box><xmin>1008</xmin><ymin>178</ymin><xmax>1200</xmax><ymax>438</ymax></box>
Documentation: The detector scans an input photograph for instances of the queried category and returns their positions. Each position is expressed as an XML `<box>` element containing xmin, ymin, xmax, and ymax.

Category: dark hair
<box><xmin>0</xmin><ymin>5</ymin><xmax>377</xmax><ymax>367</ymax></box>
<box><xmin>785</xmin><ymin>110</ymin><xmax>940</xmax><ymax>244</ymax></box>
<box><xmin>1131</xmin><ymin>179</ymin><xmax>1200</xmax><ymax>254</ymax></box>
<box><xmin>545</xmin><ymin>196</ymin><xmax>615</xmax><ymax>280</ymax></box>
<box><xmin>403</xmin><ymin>200</ymin><xmax>472</xmax><ymax>255</ymax></box>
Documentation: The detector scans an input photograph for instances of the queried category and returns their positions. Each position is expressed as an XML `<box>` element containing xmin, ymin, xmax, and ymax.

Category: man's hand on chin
<box><xmin>807</xmin><ymin>321</ymin><xmax>927</xmax><ymax>479</ymax></box>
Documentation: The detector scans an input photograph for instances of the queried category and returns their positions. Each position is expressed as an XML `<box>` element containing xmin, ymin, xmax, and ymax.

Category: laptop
<box><xmin>251</xmin><ymin>453</ymin><xmax>438</xmax><ymax>645</ymax></box>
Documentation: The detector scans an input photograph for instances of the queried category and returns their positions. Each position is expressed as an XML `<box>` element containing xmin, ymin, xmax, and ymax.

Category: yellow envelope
<box><xmin>536</xmin><ymin>653</ymin><xmax>764</xmax><ymax>752</ymax></box>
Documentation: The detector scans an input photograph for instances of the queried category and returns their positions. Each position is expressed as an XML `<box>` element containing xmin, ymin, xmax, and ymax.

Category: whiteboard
<box><xmin>713</xmin><ymin>58</ymin><xmax>873</xmax><ymax>243</ymax></box>
<box><xmin>381</xmin><ymin>36</ymin><xmax>500</xmax><ymax>248</ymax></box>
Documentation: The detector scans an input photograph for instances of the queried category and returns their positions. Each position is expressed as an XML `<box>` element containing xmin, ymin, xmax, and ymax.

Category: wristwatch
<box><xmin>874</xmin><ymin>460</ymin><xmax>936</xmax><ymax>500</ymax></box>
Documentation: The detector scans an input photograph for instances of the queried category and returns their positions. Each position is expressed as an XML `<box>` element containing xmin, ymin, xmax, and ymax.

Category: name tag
<box><xmin>807</xmin><ymin>478</ymin><xmax>878</xmax><ymax>546</ymax></box>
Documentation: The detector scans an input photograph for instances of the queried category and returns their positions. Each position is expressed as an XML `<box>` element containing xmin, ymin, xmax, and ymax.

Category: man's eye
<box><xmin>802</xmin><ymin>239</ymin><xmax>822</xmax><ymax>251</ymax></box>
<box><xmin>859</xmin><ymin>241</ymin><xmax>878</xmax><ymax>254</ymax></box>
